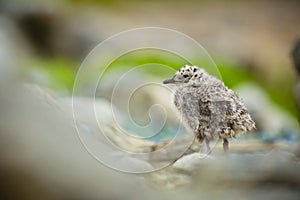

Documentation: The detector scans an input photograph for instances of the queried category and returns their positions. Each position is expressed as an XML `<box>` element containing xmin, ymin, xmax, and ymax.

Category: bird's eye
<box><xmin>183</xmin><ymin>74</ymin><xmax>189</xmax><ymax>78</ymax></box>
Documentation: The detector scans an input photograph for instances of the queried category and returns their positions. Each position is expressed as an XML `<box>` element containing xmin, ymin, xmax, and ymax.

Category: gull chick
<box><xmin>163</xmin><ymin>65</ymin><xmax>255</xmax><ymax>152</ymax></box>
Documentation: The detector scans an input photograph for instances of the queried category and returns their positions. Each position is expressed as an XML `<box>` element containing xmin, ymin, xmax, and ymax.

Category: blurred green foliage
<box><xmin>23</xmin><ymin>50</ymin><xmax>299</xmax><ymax>120</ymax></box>
<box><xmin>24</xmin><ymin>58</ymin><xmax>77</xmax><ymax>95</ymax></box>
<box><xmin>103</xmin><ymin>49</ymin><xmax>220</xmax><ymax>78</ymax></box>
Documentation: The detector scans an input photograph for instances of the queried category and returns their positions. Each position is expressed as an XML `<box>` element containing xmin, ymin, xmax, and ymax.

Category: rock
<box><xmin>2</xmin><ymin>70</ymin><xmax>300</xmax><ymax>200</ymax></box>
<box><xmin>0</xmin><ymin>83</ymin><xmax>137</xmax><ymax>200</ymax></box>
<box><xmin>154</xmin><ymin>149</ymin><xmax>300</xmax><ymax>190</ymax></box>
<box><xmin>173</xmin><ymin>152</ymin><xmax>214</xmax><ymax>172</ymax></box>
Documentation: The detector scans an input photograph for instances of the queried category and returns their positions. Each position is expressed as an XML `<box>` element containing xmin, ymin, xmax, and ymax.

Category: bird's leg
<box><xmin>223</xmin><ymin>139</ymin><xmax>229</xmax><ymax>152</ymax></box>
<box><xmin>205</xmin><ymin>138</ymin><xmax>211</xmax><ymax>154</ymax></box>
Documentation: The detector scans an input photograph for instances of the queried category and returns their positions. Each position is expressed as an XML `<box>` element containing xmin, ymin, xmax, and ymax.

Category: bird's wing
<box><xmin>198</xmin><ymin>82</ymin><xmax>238</xmax><ymax>136</ymax></box>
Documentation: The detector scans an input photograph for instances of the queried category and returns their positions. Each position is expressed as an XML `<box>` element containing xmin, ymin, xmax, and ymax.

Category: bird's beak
<box><xmin>163</xmin><ymin>77</ymin><xmax>176</xmax><ymax>84</ymax></box>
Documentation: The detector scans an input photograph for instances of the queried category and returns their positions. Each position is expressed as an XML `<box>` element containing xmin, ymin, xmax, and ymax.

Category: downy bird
<box><xmin>163</xmin><ymin>65</ymin><xmax>255</xmax><ymax>152</ymax></box>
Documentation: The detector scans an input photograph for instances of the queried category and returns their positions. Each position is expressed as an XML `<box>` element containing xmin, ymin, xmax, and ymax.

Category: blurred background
<box><xmin>1</xmin><ymin>0</ymin><xmax>300</xmax><ymax>199</ymax></box>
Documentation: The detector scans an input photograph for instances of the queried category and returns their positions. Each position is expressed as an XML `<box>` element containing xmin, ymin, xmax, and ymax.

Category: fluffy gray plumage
<box><xmin>163</xmin><ymin>65</ymin><xmax>255</xmax><ymax>152</ymax></box>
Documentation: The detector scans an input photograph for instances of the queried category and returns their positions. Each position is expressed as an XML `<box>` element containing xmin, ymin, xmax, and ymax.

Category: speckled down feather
<box><xmin>164</xmin><ymin>65</ymin><xmax>255</xmax><ymax>144</ymax></box>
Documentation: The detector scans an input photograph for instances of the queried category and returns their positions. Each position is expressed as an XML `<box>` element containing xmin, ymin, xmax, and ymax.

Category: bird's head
<box><xmin>163</xmin><ymin>65</ymin><xmax>205</xmax><ymax>85</ymax></box>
